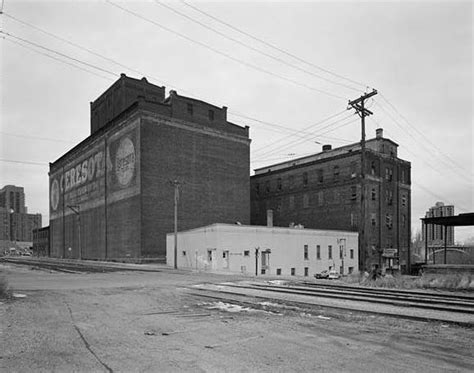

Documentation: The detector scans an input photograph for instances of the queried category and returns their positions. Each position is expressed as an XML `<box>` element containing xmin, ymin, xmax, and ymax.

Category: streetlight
<box><xmin>67</xmin><ymin>205</ymin><xmax>82</xmax><ymax>260</ymax></box>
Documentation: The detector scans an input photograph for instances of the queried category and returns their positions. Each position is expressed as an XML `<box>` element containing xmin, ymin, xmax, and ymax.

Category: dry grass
<box><xmin>0</xmin><ymin>274</ymin><xmax>11</xmax><ymax>299</ymax></box>
<box><xmin>342</xmin><ymin>272</ymin><xmax>474</xmax><ymax>291</ymax></box>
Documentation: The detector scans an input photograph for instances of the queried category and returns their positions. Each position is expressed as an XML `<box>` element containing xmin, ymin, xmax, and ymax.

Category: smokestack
<box><xmin>266</xmin><ymin>209</ymin><xmax>273</xmax><ymax>228</ymax></box>
<box><xmin>322</xmin><ymin>144</ymin><xmax>332</xmax><ymax>152</ymax></box>
<box><xmin>376</xmin><ymin>128</ymin><xmax>383</xmax><ymax>139</ymax></box>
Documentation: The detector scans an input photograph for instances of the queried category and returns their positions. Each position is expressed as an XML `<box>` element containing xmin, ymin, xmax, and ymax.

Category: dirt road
<box><xmin>1</xmin><ymin>263</ymin><xmax>473</xmax><ymax>372</ymax></box>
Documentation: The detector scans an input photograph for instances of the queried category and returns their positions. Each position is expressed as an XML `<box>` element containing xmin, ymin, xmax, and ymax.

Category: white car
<box><xmin>328</xmin><ymin>270</ymin><xmax>340</xmax><ymax>279</ymax></box>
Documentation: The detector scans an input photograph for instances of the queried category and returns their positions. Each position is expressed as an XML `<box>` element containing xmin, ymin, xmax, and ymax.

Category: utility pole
<box><xmin>169</xmin><ymin>180</ymin><xmax>182</xmax><ymax>270</ymax></box>
<box><xmin>255</xmin><ymin>247</ymin><xmax>259</xmax><ymax>276</ymax></box>
<box><xmin>348</xmin><ymin>89</ymin><xmax>378</xmax><ymax>272</ymax></box>
<box><xmin>67</xmin><ymin>205</ymin><xmax>82</xmax><ymax>260</ymax></box>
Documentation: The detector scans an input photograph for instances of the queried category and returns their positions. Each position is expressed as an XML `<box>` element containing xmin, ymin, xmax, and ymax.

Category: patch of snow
<box><xmin>12</xmin><ymin>293</ymin><xmax>27</xmax><ymax>298</ymax></box>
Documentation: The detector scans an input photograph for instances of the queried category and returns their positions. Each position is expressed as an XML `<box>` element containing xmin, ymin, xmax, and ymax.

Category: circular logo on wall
<box><xmin>51</xmin><ymin>179</ymin><xmax>60</xmax><ymax>211</ymax></box>
<box><xmin>115</xmin><ymin>136</ymin><xmax>136</xmax><ymax>187</ymax></box>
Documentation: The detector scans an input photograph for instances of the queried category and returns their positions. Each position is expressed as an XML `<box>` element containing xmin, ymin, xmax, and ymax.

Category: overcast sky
<box><xmin>1</xmin><ymin>0</ymin><xmax>472</xmax><ymax>241</ymax></box>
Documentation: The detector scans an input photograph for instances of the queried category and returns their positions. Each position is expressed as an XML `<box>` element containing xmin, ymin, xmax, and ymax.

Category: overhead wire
<box><xmin>1</xmin><ymin>30</ymin><xmax>118</xmax><ymax>77</ymax></box>
<box><xmin>180</xmin><ymin>0</ymin><xmax>370</xmax><ymax>91</ymax></box>
<box><xmin>379</xmin><ymin>93</ymin><xmax>473</xmax><ymax>176</ymax></box>
<box><xmin>105</xmin><ymin>0</ymin><xmax>347</xmax><ymax>101</ymax></box>
<box><xmin>374</xmin><ymin>100</ymin><xmax>473</xmax><ymax>185</ymax></box>
<box><xmin>154</xmin><ymin>0</ymin><xmax>362</xmax><ymax>93</ymax></box>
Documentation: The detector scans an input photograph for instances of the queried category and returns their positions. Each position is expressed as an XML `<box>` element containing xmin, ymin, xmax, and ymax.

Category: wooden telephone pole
<box><xmin>348</xmin><ymin>89</ymin><xmax>378</xmax><ymax>271</ymax></box>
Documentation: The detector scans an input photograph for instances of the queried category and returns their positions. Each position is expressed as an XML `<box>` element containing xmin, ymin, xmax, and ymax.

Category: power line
<box><xmin>0</xmin><ymin>159</ymin><xmax>48</xmax><ymax>166</ymax></box>
<box><xmin>3</xmin><ymin>37</ymin><xmax>114</xmax><ymax>81</ymax></box>
<box><xmin>180</xmin><ymin>0</ymin><xmax>370</xmax><ymax>90</ymax></box>
<box><xmin>375</xmin><ymin>100</ymin><xmax>473</xmax><ymax>185</ymax></box>
<box><xmin>2</xmin><ymin>11</ymin><xmax>181</xmax><ymax>93</ymax></box>
<box><xmin>252</xmin><ymin>109</ymin><xmax>348</xmax><ymax>155</ymax></box>
<box><xmin>1</xmin><ymin>30</ymin><xmax>118</xmax><ymax>77</ymax></box>
<box><xmin>0</xmin><ymin>131</ymin><xmax>77</xmax><ymax>144</ymax></box>
<box><xmin>105</xmin><ymin>0</ymin><xmax>347</xmax><ymax>100</ymax></box>
<box><xmin>412</xmin><ymin>181</ymin><xmax>470</xmax><ymax>213</ymax></box>
<box><xmin>379</xmin><ymin>93</ymin><xmax>473</xmax><ymax>177</ymax></box>
<box><xmin>254</xmin><ymin>114</ymin><xmax>358</xmax><ymax>159</ymax></box>
<box><xmin>154</xmin><ymin>1</ymin><xmax>361</xmax><ymax>93</ymax></box>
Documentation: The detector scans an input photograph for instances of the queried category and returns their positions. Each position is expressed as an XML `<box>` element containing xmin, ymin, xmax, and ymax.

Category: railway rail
<box><xmin>216</xmin><ymin>282</ymin><xmax>474</xmax><ymax>315</ymax></box>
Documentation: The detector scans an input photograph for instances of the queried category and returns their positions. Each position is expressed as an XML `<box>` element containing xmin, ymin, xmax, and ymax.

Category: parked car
<box><xmin>328</xmin><ymin>270</ymin><xmax>340</xmax><ymax>279</ymax></box>
<box><xmin>314</xmin><ymin>270</ymin><xmax>329</xmax><ymax>279</ymax></box>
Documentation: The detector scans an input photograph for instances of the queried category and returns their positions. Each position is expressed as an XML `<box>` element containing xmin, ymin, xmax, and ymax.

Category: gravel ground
<box><xmin>1</xmin><ymin>263</ymin><xmax>473</xmax><ymax>372</ymax></box>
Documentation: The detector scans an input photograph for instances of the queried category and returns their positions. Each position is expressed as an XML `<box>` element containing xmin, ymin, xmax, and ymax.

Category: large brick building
<box><xmin>49</xmin><ymin>74</ymin><xmax>250</xmax><ymax>261</ymax></box>
<box><xmin>250</xmin><ymin>129</ymin><xmax>411</xmax><ymax>272</ymax></box>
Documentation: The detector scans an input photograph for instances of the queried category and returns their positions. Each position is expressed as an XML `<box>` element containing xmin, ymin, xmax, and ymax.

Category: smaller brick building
<box><xmin>251</xmin><ymin>129</ymin><xmax>411</xmax><ymax>272</ymax></box>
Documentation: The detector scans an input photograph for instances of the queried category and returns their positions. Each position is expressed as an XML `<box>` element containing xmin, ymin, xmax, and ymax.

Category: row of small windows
<box><xmin>186</xmin><ymin>103</ymin><xmax>215</xmax><ymax>121</ymax></box>
<box><xmin>276</xmin><ymin>266</ymin><xmax>354</xmax><ymax>276</ymax></box>
<box><xmin>257</xmin><ymin>164</ymin><xmax>408</xmax><ymax>195</ymax></box>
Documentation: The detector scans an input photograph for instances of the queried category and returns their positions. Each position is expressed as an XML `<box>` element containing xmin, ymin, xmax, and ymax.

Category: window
<box><xmin>304</xmin><ymin>267</ymin><xmax>309</xmax><ymax>277</ymax></box>
<box><xmin>371</xmin><ymin>213</ymin><xmax>376</xmax><ymax>226</ymax></box>
<box><xmin>402</xmin><ymin>194</ymin><xmax>407</xmax><ymax>207</ymax></box>
<box><xmin>302</xmin><ymin>172</ymin><xmax>308</xmax><ymax>186</ymax></box>
<box><xmin>316</xmin><ymin>245</ymin><xmax>321</xmax><ymax>259</ymax></box>
<box><xmin>371</xmin><ymin>188</ymin><xmax>376</xmax><ymax>201</ymax></box>
<box><xmin>318</xmin><ymin>191</ymin><xmax>324</xmax><ymax>206</ymax></box>
<box><xmin>371</xmin><ymin>161</ymin><xmax>376</xmax><ymax>175</ymax></box>
<box><xmin>291</xmin><ymin>268</ymin><xmax>295</xmax><ymax>276</ymax></box>
<box><xmin>187</xmin><ymin>103</ymin><xmax>193</xmax><ymax>115</ymax></box>
<box><xmin>339</xmin><ymin>246</ymin><xmax>343</xmax><ymax>259</ymax></box>
<box><xmin>276</xmin><ymin>268</ymin><xmax>282</xmax><ymax>275</ymax></box>
<box><xmin>317</xmin><ymin>169</ymin><xmax>324</xmax><ymax>183</ymax></box>
<box><xmin>350</xmin><ymin>162</ymin><xmax>357</xmax><ymax>178</ymax></box>
<box><xmin>303</xmin><ymin>193</ymin><xmax>309</xmax><ymax>208</ymax></box>
<box><xmin>208</xmin><ymin>109</ymin><xmax>214</xmax><ymax>121</ymax></box>
<box><xmin>402</xmin><ymin>214</ymin><xmax>406</xmax><ymax>228</ymax></box>
<box><xmin>182</xmin><ymin>251</ymin><xmax>186</xmax><ymax>256</ymax></box>
<box><xmin>350</xmin><ymin>186</ymin><xmax>357</xmax><ymax>200</ymax></box>
<box><xmin>348</xmin><ymin>267</ymin><xmax>354</xmax><ymax>274</ymax></box>
<box><xmin>277</xmin><ymin>178</ymin><xmax>282</xmax><ymax>191</ymax></box>
<box><xmin>223</xmin><ymin>251</ymin><xmax>227</xmax><ymax>258</ymax></box>
<box><xmin>386</xmin><ymin>190</ymin><xmax>393</xmax><ymax>205</ymax></box>
<box><xmin>385</xmin><ymin>167</ymin><xmax>393</xmax><ymax>181</ymax></box>
<box><xmin>328</xmin><ymin>245</ymin><xmax>332</xmax><ymax>259</ymax></box>
<box><xmin>289</xmin><ymin>175</ymin><xmax>295</xmax><ymax>189</ymax></box>
<box><xmin>333</xmin><ymin>165</ymin><xmax>340</xmax><ymax>179</ymax></box>
<box><xmin>386</xmin><ymin>214</ymin><xmax>393</xmax><ymax>229</ymax></box>
<box><xmin>401</xmin><ymin>169</ymin><xmax>406</xmax><ymax>184</ymax></box>
<box><xmin>255</xmin><ymin>183</ymin><xmax>260</xmax><ymax>195</ymax></box>
<box><xmin>244</xmin><ymin>250</ymin><xmax>250</xmax><ymax>257</ymax></box>
<box><xmin>304</xmin><ymin>245</ymin><xmax>309</xmax><ymax>260</ymax></box>
<box><xmin>350</xmin><ymin>249</ymin><xmax>354</xmax><ymax>259</ymax></box>
<box><xmin>289</xmin><ymin>195</ymin><xmax>295</xmax><ymax>210</ymax></box>
<box><xmin>265</xmin><ymin>180</ymin><xmax>270</xmax><ymax>193</ymax></box>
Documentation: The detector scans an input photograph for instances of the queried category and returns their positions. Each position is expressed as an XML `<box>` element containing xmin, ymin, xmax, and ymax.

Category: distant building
<box><xmin>422</xmin><ymin>202</ymin><xmax>455</xmax><ymax>246</ymax></box>
<box><xmin>250</xmin><ymin>128</ymin><xmax>411</xmax><ymax>273</ymax></box>
<box><xmin>166</xmin><ymin>223</ymin><xmax>359</xmax><ymax>276</ymax></box>
<box><xmin>0</xmin><ymin>185</ymin><xmax>42</xmax><ymax>242</ymax></box>
<box><xmin>33</xmin><ymin>226</ymin><xmax>50</xmax><ymax>256</ymax></box>
<box><xmin>0</xmin><ymin>185</ymin><xmax>26</xmax><ymax>213</ymax></box>
<box><xmin>49</xmin><ymin>74</ymin><xmax>250</xmax><ymax>262</ymax></box>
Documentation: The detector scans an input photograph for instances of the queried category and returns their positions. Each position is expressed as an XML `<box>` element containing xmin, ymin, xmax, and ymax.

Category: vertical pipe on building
<box><xmin>444</xmin><ymin>225</ymin><xmax>447</xmax><ymax>264</ymax></box>
<box><xmin>424</xmin><ymin>221</ymin><xmax>428</xmax><ymax>263</ymax></box>
<box><xmin>396</xmin><ymin>167</ymin><xmax>400</xmax><ymax>270</ymax></box>
<box><xmin>255</xmin><ymin>247</ymin><xmax>259</xmax><ymax>276</ymax></box>
<box><xmin>360</xmin><ymin>100</ymin><xmax>366</xmax><ymax>271</ymax></box>
<box><xmin>174</xmin><ymin>183</ymin><xmax>178</xmax><ymax>270</ymax></box>
<box><xmin>104</xmin><ymin>137</ymin><xmax>108</xmax><ymax>260</ymax></box>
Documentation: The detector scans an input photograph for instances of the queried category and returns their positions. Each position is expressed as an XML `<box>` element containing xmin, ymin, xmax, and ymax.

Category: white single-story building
<box><xmin>166</xmin><ymin>224</ymin><xmax>358</xmax><ymax>277</ymax></box>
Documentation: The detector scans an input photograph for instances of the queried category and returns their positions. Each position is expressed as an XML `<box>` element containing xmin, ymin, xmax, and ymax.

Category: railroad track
<box><xmin>206</xmin><ymin>281</ymin><xmax>474</xmax><ymax>315</ymax></box>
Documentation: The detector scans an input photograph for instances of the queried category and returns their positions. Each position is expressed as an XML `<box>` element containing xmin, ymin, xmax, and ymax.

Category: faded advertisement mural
<box><xmin>106</xmin><ymin>126</ymin><xmax>140</xmax><ymax>203</ymax></box>
<box><xmin>49</xmin><ymin>141</ymin><xmax>107</xmax><ymax>218</ymax></box>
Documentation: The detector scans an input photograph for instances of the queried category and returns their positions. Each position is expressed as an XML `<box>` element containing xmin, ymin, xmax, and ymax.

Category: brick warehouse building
<box><xmin>250</xmin><ymin>129</ymin><xmax>411</xmax><ymax>272</ymax></box>
<box><xmin>49</xmin><ymin>74</ymin><xmax>250</xmax><ymax>261</ymax></box>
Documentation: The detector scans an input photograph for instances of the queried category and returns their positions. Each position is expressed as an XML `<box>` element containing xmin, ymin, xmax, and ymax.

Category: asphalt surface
<box><xmin>1</xmin><ymin>262</ymin><xmax>474</xmax><ymax>372</ymax></box>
